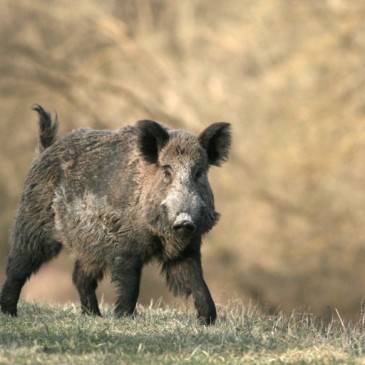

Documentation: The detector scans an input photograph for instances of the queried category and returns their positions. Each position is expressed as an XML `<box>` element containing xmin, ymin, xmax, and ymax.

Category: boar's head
<box><xmin>137</xmin><ymin>120</ymin><xmax>231</xmax><ymax>258</ymax></box>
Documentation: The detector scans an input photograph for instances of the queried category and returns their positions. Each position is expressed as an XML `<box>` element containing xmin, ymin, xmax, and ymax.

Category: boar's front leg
<box><xmin>111</xmin><ymin>254</ymin><xmax>142</xmax><ymax>317</ymax></box>
<box><xmin>164</xmin><ymin>250</ymin><xmax>217</xmax><ymax>325</ymax></box>
<box><xmin>72</xmin><ymin>260</ymin><xmax>104</xmax><ymax>316</ymax></box>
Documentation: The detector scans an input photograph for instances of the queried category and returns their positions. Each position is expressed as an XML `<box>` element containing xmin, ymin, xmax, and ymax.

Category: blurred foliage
<box><xmin>1</xmin><ymin>0</ymin><xmax>365</xmax><ymax>317</ymax></box>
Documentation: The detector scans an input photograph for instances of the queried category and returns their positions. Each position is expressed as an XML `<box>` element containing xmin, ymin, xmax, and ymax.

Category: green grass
<box><xmin>1</xmin><ymin>302</ymin><xmax>365</xmax><ymax>364</ymax></box>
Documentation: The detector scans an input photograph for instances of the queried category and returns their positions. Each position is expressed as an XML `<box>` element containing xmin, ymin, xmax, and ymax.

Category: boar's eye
<box><xmin>194</xmin><ymin>168</ymin><xmax>205</xmax><ymax>181</ymax></box>
<box><xmin>162</xmin><ymin>165</ymin><xmax>173</xmax><ymax>183</ymax></box>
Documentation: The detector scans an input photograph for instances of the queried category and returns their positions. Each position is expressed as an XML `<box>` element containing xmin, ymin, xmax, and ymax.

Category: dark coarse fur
<box><xmin>0</xmin><ymin>106</ymin><xmax>231</xmax><ymax>325</ymax></box>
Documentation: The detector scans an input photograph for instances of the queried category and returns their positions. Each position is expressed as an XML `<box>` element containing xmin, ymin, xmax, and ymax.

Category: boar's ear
<box><xmin>136</xmin><ymin>120</ymin><xmax>169</xmax><ymax>164</ymax></box>
<box><xmin>199</xmin><ymin>122</ymin><xmax>231</xmax><ymax>166</ymax></box>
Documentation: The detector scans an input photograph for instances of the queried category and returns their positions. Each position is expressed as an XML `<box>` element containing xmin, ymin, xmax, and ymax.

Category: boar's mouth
<box><xmin>154</xmin><ymin>210</ymin><xmax>220</xmax><ymax>260</ymax></box>
<box><xmin>146</xmin><ymin>203</ymin><xmax>220</xmax><ymax>259</ymax></box>
<box><xmin>159</xmin><ymin>229</ymin><xmax>203</xmax><ymax>260</ymax></box>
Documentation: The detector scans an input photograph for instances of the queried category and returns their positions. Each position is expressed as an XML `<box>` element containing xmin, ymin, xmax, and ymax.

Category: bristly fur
<box><xmin>0</xmin><ymin>105</ymin><xmax>231</xmax><ymax>326</ymax></box>
<box><xmin>33</xmin><ymin>104</ymin><xmax>59</xmax><ymax>152</ymax></box>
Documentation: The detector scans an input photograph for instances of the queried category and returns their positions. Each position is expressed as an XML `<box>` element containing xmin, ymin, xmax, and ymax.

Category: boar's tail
<box><xmin>33</xmin><ymin>104</ymin><xmax>59</xmax><ymax>152</ymax></box>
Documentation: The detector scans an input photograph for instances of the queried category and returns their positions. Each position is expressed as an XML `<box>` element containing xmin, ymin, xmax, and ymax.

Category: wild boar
<box><xmin>0</xmin><ymin>105</ymin><xmax>231</xmax><ymax>325</ymax></box>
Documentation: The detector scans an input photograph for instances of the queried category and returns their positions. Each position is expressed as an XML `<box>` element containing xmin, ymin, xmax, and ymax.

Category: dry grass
<box><xmin>1</xmin><ymin>302</ymin><xmax>365</xmax><ymax>364</ymax></box>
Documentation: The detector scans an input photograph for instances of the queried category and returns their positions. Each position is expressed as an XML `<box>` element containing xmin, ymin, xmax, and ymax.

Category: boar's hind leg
<box><xmin>0</xmin><ymin>240</ymin><xmax>63</xmax><ymax>316</ymax></box>
<box><xmin>72</xmin><ymin>260</ymin><xmax>104</xmax><ymax>316</ymax></box>
<box><xmin>164</xmin><ymin>253</ymin><xmax>217</xmax><ymax>325</ymax></box>
<box><xmin>111</xmin><ymin>255</ymin><xmax>142</xmax><ymax>318</ymax></box>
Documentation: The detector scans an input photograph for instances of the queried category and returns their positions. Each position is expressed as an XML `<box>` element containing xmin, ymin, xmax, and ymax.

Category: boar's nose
<box><xmin>173</xmin><ymin>220</ymin><xmax>196</xmax><ymax>233</ymax></box>
<box><xmin>173</xmin><ymin>213</ymin><xmax>196</xmax><ymax>233</ymax></box>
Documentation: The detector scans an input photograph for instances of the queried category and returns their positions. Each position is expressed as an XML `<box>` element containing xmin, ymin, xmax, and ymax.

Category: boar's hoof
<box><xmin>0</xmin><ymin>303</ymin><xmax>17</xmax><ymax>317</ymax></box>
<box><xmin>198</xmin><ymin>313</ymin><xmax>216</xmax><ymax>326</ymax></box>
<box><xmin>115</xmin><ymin>309</ymin><xmax>137</xmax><ymax>319</ymax></box>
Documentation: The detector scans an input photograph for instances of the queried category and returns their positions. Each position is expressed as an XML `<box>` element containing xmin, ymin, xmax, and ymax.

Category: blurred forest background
<box><xmin>1</xmin><ymin>0</ymin><xmax>365</xmax><ymax>319</ymax></box>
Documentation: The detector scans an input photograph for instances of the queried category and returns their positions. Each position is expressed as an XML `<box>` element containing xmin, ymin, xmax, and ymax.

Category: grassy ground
<box><xmin>1</xmin><ymin>302</ymin><xmax>365</xmax><ymax>364</ymax></box>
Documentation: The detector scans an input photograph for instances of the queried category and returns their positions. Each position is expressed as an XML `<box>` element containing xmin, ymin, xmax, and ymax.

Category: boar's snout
<box><xmin>173</xmin><ymin>213</ymin><xmax>196</xmax><ymax>234</ymax></box>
